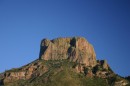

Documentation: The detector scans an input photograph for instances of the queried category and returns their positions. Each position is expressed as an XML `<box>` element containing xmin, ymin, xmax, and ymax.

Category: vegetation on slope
<box><xmin>0</xmin><ymin>60</ymin><xmax>129</xmax><ymax>86</ymax></box>
<box><xmin>4</xmin><ymin>60</ymin><xmax>109</xmax><ymax>86</ymax></box>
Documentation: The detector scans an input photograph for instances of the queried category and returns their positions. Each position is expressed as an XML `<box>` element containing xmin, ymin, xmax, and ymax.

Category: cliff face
<box><xmin>0</xmin><ymin>37</ymin><xmax>129</xmax><ymax>86</ymax></box>
<box><xmin>39</xmin><ymin>37</ymin><xmax>96</xmax><ymax>67</ymax></box>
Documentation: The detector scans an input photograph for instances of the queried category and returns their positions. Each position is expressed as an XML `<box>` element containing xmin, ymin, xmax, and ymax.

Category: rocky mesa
<box><xmin>39</xmin><ymin>37</ymin><xmax>96</xmax><ymax>67</ymax></box>
<box><xmin>0</xmin><ymin>37</ymin><xmax>129</xmax><ymax>86</ymax></box>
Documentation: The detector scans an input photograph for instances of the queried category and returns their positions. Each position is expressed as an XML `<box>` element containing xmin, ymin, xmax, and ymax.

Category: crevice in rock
<box><xmin>70</xmin><ymin>37</ymin><xmax>76</xmax><ymax>47</ymax></box>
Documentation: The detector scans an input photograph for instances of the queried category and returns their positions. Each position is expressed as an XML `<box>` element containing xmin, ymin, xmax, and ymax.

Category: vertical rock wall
<box><xmin>39</xmin><ymin>37</ymin><xmax>97</xmax><ymax>67</ymax></box>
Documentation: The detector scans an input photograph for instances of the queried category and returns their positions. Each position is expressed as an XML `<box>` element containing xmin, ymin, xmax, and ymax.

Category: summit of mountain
<box><xmin>0</xmin><ymin>37</ymin><xmax>129</xmax><ymax>86</ymax></box>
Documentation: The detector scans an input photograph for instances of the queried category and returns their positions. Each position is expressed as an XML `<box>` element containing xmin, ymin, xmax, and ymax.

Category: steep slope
<box><xmin>0</xmin><ymin>37</ymin><xmax>129</xmax><ymax>86</ymax></box>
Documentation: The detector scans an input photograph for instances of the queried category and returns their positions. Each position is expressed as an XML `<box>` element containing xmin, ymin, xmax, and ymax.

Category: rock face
<box><xmin>0</xmin><ymin>37</ymin><xmax>129</xmax><ymax>86</ymax></box>
<box><xmin>39</xmin><ymin>37</ymin><xmax>96</xmax><ymax>67</ymax></box>
<box><xmin>114</xmin><ymin>80</ymin><xmax>128</xmax><ymax>86</ymax></box>
<box><xmin>1</xmin><ymin>59</ymin><xmax>48</xmax><ymax>85</ymax></box>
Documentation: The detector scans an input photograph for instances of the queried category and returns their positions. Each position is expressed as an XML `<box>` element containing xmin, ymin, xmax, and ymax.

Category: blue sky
<box><xmin>0</xmin><ymin>0</ymin><xmax>130</xmax><ymax>77</ymax></box>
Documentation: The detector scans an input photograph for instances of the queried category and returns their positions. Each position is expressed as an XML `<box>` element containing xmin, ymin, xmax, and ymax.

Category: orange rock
<box><xmin>39</xmin><ymin>37</ymin><xmax>97</xmax><ymax>67</ymax></box>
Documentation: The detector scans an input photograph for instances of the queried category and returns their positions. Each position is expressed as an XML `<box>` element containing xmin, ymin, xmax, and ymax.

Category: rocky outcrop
<box><xmin>114</xmin><ymin>79</ymin><xmax>128</xmax><ymax>86</ymax></box>
<box><xmin>1</xmin><ymin>60</ymin><xmax>48</xmax><ymax>84</ymax></box>
<box><xmin>3</xmin><ymin>72</ymin><xmax>26</xmax><ymax>84</ymax></box>
<box><xmin>96</xmin><ymin>60</ymin><xmax>109</xmax><ymax>70</ymax></box>
<box><xmin>0</xmin><ymin>37</ymin><xmax>129</xmax><ymax>86</ymax></box>
<box><xmin>39</xmin><ymin>37</ymin><xmax>96</xmax><ymax>67</ymax></box>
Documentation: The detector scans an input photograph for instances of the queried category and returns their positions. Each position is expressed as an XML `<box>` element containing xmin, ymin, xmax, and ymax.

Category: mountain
<box><xmin>0</xmin><ymin>37</ymin><xmax>129</xmax><ymax>86</ymax></box>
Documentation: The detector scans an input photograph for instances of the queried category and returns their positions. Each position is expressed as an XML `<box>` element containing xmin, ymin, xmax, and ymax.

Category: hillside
<box><xmin>0</xmin><ymin>37</ymin><xmax>129</xmax><ymax>86</ymax></box>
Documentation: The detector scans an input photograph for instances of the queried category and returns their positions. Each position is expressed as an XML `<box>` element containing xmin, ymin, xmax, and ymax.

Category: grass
<box><xmin>4</xmin><ymin>59</ymin><xmax>110</xmax><ymax>86</ymax></box>
<box><xmin>3</xmin><ymin>59</ymin><xmax>130</xmax><ymax>86</ymax></box>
